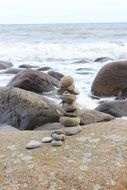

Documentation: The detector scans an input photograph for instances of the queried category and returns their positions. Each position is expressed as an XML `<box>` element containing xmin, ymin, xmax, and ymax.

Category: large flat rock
<box><xmin>0</xmin><ymin>119</ymin><xmax>127</xmax><ymax>189</ymax></box>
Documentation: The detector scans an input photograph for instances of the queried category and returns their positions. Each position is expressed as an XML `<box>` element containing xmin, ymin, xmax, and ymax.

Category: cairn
<box><xmin>58</xmin><ymin>75</ymin><xmax>82</xmax><ymax>135</ymax></box>
<box><xmin>41</xmin><ymin>75</ymin><xmax>82</xmax><ymax>147</ymax></box>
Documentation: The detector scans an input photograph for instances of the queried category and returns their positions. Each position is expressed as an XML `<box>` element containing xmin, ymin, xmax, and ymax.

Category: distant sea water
<box><xmin>0</xmin><ymin>23</ymin><xmax>127</xmax><ymax>109</ymax></box>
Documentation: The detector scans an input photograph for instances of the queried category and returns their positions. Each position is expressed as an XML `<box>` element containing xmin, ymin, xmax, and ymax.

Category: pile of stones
<box><xmin>58</xmin><ymin>75</ymin><xmax>82</xmax><ymax>136</ymax></box>
<box><xmin>42</xmin><ymin>131</ymin><xmax>65</xmax><ymax>147</ymax></box>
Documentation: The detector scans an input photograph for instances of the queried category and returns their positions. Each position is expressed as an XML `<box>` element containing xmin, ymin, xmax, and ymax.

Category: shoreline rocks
<box><xmin>91</xmin><ymin>60</ymin><xmax>127</xmax><ymax>97</ymax></box>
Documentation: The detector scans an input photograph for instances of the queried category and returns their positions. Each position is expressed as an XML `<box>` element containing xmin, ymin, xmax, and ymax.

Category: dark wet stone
<box><xmin>95</xmin><ymin>100</ymin><xmax>127</xmax><ymax>117</ymax></box>
<box><xmin>19</xmin><ymin>64</ymin><xmax>38</xmax><ymax>69</ymax></box>
<box><xmin>0</xmin><ymin>61</ymin><xmax>13</xmax><ymax>70</ymax></box>
<box><xmin>7</xmin><ymin>69</ymin><xmax>60</xmax><ymax>93</ymax></box>
<box><xmin>2</xmin><ymin>68</ymin><xmax>23</xmax><ymax>74</ymax></box>
<box><xmin>94</xmin><ymin>57</ymin><xmax>113</xmax><ymax>62</ymax></box>
<box><xmin>48</xmin><ymin>70</ymin><xmax>64</xmax><ymax>81</ymax></box>
<box><xmin>37</xmin><ymin>67</ymin><xmax>51</xmax><ymax>71</ymax></box>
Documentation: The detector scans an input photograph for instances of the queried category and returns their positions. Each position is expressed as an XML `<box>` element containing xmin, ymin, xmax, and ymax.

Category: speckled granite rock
<box><xmin>0</xmin><ymin>119</ymin><xmax>127</xmax><ymax>189</ymax></box>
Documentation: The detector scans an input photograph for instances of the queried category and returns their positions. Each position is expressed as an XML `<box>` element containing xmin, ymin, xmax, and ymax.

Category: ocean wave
<box><xmin>0</xmin><ymin>41</ymin><xmax>127</xmax><ymax>66</ymax></box>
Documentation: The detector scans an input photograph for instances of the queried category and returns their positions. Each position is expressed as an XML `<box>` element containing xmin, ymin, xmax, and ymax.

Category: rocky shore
<box><xmin>0</xmin><ymin>60</ymin><xmax>127</xmax><ymax>189</ymax></box>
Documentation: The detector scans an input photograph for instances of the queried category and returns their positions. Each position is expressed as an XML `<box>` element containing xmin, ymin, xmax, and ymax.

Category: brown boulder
<box><xmin>7</xmin><ymin>69</ymin><xmax>60</xmax><ymax>93</ymax></box>
<box><xmin>91</xmin><ymin>60</ymin><xmax>127</xmax><ymax>97</ymax></box>
<box><xmin>78</xmin><ymin>108</ymin><xmax>115</xmax><ymax>125</ymax></box>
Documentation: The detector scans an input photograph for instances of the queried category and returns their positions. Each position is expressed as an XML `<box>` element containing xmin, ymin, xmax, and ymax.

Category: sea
<box><xmin>0</xmin><ymin>23</ymin><xmax>127</xmax><ymax>109</ymax></box>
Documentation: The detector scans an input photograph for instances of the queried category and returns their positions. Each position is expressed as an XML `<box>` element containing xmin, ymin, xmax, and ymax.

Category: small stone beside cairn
<box><xmin>58</xmin><ymin>75</ymin><xmax>82</xmax><ymax>135</ymax></box>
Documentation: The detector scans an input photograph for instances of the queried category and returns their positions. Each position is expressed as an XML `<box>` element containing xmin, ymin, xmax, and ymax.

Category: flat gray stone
<box><xmin>41</xmin><ymin>137</ymin><xmax>53</xmax><ymax>143</ymax></box>
<box><xmin>64</xmin><ymin>125</ymin><xmax>82</xmax><ymax>136</ymax></box>
<box><xmin>26</xmin><ymin>140</ymin><xmax>41</xmax><ymax>149</ymax></box>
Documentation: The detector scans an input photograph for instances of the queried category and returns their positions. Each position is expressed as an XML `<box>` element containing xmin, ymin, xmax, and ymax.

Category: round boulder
<box><xmin>0</xmin><ymin>87</ymin><xmax>62</xmax><ymax>130</ymax></box>
<box><xmin>7</xmin><ymin>69</ymin><xmax>60</xmax><ymax>93</ymax></box>
<box><xmin>91</xmin><ymin>60</ymin><xmax>127</xmax><ymax>97</ymax></box>
<box><xmin>95</xmin><ymin>100</ymin><xmax>127</xmax><ymax>117</ymax></box>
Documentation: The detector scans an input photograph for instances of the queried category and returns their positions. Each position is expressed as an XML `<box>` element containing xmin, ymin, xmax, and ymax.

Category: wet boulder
<box><xmin>95</xmin><ymin>100</ymin><xmax>127</xmax><ymax>117</ymax></box>
<box><xmin>37</xmin><ymin>67</ymin><xmax>51</xmax><ymax>71</ymax></box>
<box><xmin>0</xmin><ymin>61</ymin><xmax>13</xmax><ymax>70</ymax></box>
<box><xmin>0</xmin><ymin>87</ymin><xmax>62</xmax><ymax>130</ymax></box>
<box><xmin>7</xmin><ymin>69</ymin><xmax>60</xmax><ymax>93</ymax></box>
<box><xmin>94</xmin><ymin>57</ymin><xmax>113</xmax><ymax>62</ymax></box>
<box><xmin>48</xmin><ymin>70</ymin><xmax>64</xmax><ymax>81</ymax></box>
<box><xmin>1</xmin><ymin>68</ymin><xmax>23</xmax><ymax>74</ymax></box>
<box><xmin>91</xmin><ymin>60</ymin><xmax>127</xmax><ymax>97</ymax></box>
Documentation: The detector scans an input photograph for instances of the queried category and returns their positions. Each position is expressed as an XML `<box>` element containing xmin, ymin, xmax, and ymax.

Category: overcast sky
<box><xmin>0</xmin><ymin>0</ymin><xmax>127</xmax><ymax>24</ymax></box>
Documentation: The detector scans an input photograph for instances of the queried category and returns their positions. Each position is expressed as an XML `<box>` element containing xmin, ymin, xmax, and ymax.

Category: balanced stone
<box><xmin>62</xmin><ymin>102</ymin><xmax>78</xmax><ymax>112</ymax></box>
<box><xmin>59</xmin><ymin>116</ymin><xmax>80</xmax><ymax>127</ymax></box>
<box><xmin>60</xmin><ymin>76</ymin><xmax>74</xmax><ymax>87</ymax></box>
<box><xmin>60</xmin><ymin>92</ymin><xmax>76</xmax><ymax>103</ymax></box>
<box><xmin>51</xmin><ymin>130</ymin><xmax>65</xmax><ymax>136</ymax></box>
<box><xmin>64</xmin><ymin>108</ymin><xmax>80</xmax><ymax>117</ymax></box>
<box><xmin>51</xmin><ymin>133</ymin><xmax>65</xmax><ymax>141</ymax></box>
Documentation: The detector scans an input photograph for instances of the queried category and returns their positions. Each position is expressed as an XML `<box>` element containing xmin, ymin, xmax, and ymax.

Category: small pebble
<box><xmin>52</xmin><ymin>133</ymin><xmax>65</xmax><ymax>141</ymax></box>
<box><xmin>51</xmin><ymin>140</ymin><xmax>63</xmax><ymax>146</ymax></box>
<box><xmin>51</xmin><ymin>130</ymin><xmax>65</xmax><ymax>136</ymax></box>
<box><xmin>26</xmin><ymin>140</ymin><xmax>41</xmax><ymax>149</ymax></box>
<box><xmin>41</xmin><ymin>136</ymin><xmax>53</xmax><ymax>143</ymax></box>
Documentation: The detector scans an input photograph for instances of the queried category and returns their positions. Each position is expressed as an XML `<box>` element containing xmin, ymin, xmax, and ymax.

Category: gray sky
<box><xmin>0</xmin><ymin>0</ymin><xmax>127</xmax><ymax>24</ymax></box>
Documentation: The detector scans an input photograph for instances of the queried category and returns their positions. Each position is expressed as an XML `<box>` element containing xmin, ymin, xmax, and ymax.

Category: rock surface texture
<box><xmin>91</xmin><ymin>60</ymin><xmax>127</xmax><ymax>97</ymax></box>
<box><xmin>0</xmin><ymin>119</ymin><xmax>127</xmax><ymax>189</ymax></box>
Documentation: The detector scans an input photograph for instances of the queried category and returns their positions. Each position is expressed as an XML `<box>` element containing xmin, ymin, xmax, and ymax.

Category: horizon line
<box><xmin>0</xmin><ymin>21</ymin><xmax>127</xmax><ymax>25</ymax></box>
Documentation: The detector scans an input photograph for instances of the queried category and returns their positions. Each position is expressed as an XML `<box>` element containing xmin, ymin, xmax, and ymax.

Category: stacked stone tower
<box><xmin>58</xmin><ymin>76</ymin><xmax>81</xmax><ymax>131</ymax></box>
